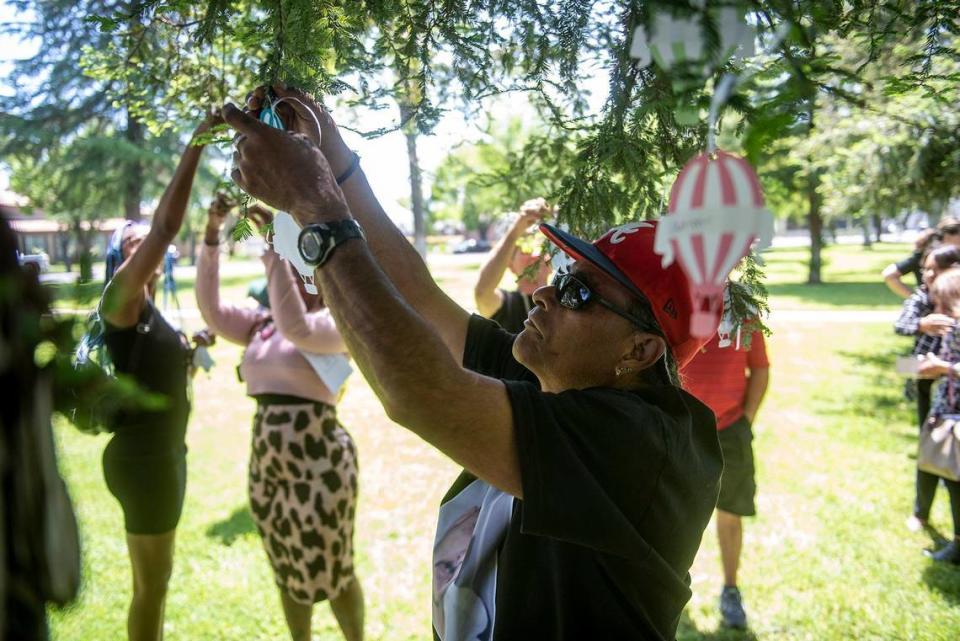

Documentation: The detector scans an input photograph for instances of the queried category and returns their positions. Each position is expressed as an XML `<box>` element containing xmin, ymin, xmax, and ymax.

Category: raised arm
<box><xmin>194</xmin><ymin>194</ymin><xmax>265</xmax><ymax>345</ymax></box>
<box><xmin>224</xmin><ymin>103</ymin><xmax>522</xmax><ymax>496</ymax></box>
<box><xmin>264</xmin><ymin>249</ymin><xmax>347</xmax><ymax>354</ymax></box>
<box><xmin>882</xmin><ymin>262</ymin><xmax>913</xmax><ymax>299</ymax></box>
<box><xmin>101</xmin><ymin>112</ymin><xmax>219</xmax><ymax>327</ymax></box>
<box><xmin>475</xmin><ymin>201</ymin><xmax>547</xmax><ymax>317</ymax></box>
<box><xmin>247</xmin><ymin>85</ymin><xmax>471</xmax><ymax>361</ymax></box>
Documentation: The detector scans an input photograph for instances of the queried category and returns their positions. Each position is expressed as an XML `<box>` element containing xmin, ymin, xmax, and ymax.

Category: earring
<box><xmin>616</xmin><ymin>366</ymin><xmax>632</xmax><ymax>377</ymax></box>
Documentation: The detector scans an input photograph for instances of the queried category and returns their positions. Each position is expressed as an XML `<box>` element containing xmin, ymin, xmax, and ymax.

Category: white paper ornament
<box><xmin>298</xmin><ymin>351</ymin><xmax>353</xmax><ymax>395</ymax></box>
<box><xmin>545</xmin><ymin>223</ymin><xmax>576</xmax><ymax>274</ymax></box>
<box><xmin>630</xmin><ymin>14</ymin><xmax>704</xmax><ymax>69</ymax></box>
<box><xmin>271</xmin><ymin>211</ymin><xmax>318</xmax><ymax>294</ymax></box>
<box><xmin>654</xmin><ymin>150</ymin><xmax>774</xmax><ymax>338</ymax></box>
<box><xmin>629</xmin><ymin>7</ymin><xmax>756</xmax><ymax>72</ymax></box>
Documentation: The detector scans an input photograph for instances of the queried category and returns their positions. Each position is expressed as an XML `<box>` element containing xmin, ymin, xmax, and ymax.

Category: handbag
<box><xmin>919</xmin><ymin>414</ymin><xmax>960</xmax><ymax>481</ymax></box>
<box><xmin>918</xmin><ymin>343</ymin><xmax>960</xmax><ymax>481</ymax></box>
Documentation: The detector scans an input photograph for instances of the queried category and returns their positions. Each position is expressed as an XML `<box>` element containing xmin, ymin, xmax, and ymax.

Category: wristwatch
<box><xmin>297</xmin><ymin>220</ymin><xmax>365</xmax><ymax>267</ymax></box>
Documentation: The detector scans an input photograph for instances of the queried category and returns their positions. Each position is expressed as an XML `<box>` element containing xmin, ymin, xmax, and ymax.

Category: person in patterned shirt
<box><xmin>916</xmin><ymin>267</ymin><xmax>960</xmax><ymax>564</ymax></box>
<box><xmin>896</xmin><ymin>245</ymin><xmax>960</xmax><ymax>535</ymax></box>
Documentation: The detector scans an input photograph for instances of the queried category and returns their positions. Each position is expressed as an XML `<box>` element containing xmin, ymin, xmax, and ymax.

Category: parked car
<box><xmin>452</xmin><ymin>238</ymin><xmax>492</xmax><ymax>254</ymax></box>
<box><xmin>16</xmin><ymin>250</ymin><xmax>50</xmax><ymax>274</ymax></box>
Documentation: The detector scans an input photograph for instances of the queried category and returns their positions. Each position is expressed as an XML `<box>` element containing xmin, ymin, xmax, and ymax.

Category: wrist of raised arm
<box><xmin>321</xmin><ymin>135</ymin><xmax>354</xmax><ymax>177</ymax></box>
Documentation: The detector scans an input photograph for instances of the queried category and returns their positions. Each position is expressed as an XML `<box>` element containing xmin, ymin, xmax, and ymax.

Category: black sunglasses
<box><xmin>552</xmin><ymin>272</ymin><xmax>660</xmax><ymax>333</ymax></box>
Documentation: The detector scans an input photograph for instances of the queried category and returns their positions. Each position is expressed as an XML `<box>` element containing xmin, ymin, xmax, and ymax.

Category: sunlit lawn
<box><xmin>763</xmin><ymin>242</ymin><xmax>911</xmax><ymax>310</ymax></box>
<box><xmin>48</xmin><ymin>242</ymin><xmax>960</xmax><ymax>640</ymax></box>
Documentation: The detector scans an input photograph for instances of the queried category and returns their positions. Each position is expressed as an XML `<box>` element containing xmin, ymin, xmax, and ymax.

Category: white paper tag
<box><xmin>193</xmin><ymin>345</ymin><xmax>215</xmax><ymax>372</ymax></box>
<box><xmin>271</xmin><ymin>211</ymin><xmax>318</xmax><ymax>294</ymax></box>
<box><xmin>298</xmin><ymin>351</ymin><xmax>353</xmax><ymax>395</ymax></box>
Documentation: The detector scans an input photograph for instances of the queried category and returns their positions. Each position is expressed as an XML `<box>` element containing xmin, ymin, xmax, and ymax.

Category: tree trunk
<box><xmin>873</xmin><ymin>213</ymin><xmax>883</xmax><ymax>243</ymax></box>
<box><xmin>807</xmin><ymin>104</ymin><xmax>822</xmax><ymax>285</ymax></box>
<box><xmin>124</xmin><ymin>110</ymin><xmax>144</xmax><ymax>221</ymax></box>
<box><xmin>861</xmin><ymin>219</ymin><xmax>872</xmax><ymax>247</ymax></box>
<box><xmin>401</xmin><ymin>105</ymin><xmax>427</xmax><ymax>258</ymax></box>
<box><xmin>72</xmin><ymin>221</ymin><xmax>94</xmax><ymax>283</ymax></box>
<box><xmin>60</xmin><ymin>234</ymin><xmax>72</xmax><ymax>272</ymax></box>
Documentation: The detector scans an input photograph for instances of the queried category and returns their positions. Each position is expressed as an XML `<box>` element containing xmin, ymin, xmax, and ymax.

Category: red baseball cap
<box><xmin>539</xmin><ymin>221</ymin><xmax>707</xmax><ymax>368</ymax></box>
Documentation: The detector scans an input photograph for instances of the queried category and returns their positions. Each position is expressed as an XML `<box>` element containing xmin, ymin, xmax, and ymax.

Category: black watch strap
<box><xmin>298</xmin><ymin>219</ymin><xmax>365</xmax><ymax>267</ymax></box>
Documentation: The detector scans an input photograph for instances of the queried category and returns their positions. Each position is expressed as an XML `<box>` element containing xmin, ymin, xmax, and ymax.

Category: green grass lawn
<box><xmin>762</xmin><ymin>243</ymin><xmax>911</xmax><ymax>310</ymax></box>
<box><xmin>47</xmin><ymin>242</ymin><xmax>960</xmax><ymax>640</ymax></box>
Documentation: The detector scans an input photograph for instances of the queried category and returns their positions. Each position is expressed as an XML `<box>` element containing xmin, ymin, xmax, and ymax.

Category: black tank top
<box><xmin>103</xmin><ymin>300</ymin><xmax>190</xmax><ymax>451</ymax></box>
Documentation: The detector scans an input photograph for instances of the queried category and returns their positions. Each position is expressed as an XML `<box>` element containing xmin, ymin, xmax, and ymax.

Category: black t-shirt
<box><xmin>489</xmin><ymin>289</ymin><xmax>533</xmax><ymax>334</ymax></box>
<box><xmin>895</xmin><ymin>250</ymin><xmax>923</xmax><ymax>286</ymax></box>
<box><xmin>431</xmin><ymin>315</ymin><xmax>721</xmax><ymax>641</ymax></box>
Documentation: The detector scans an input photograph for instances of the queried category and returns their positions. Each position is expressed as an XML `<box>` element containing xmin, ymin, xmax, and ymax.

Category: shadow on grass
<box><xmin>922</xmin><ymin>562</ymin><xmax>960</xmax><ymax>606</ymax></box>
<box><xmin>45</xmin><ymin>280</ymin><xmax>103</xmax><ymax>306</ymax></box>
<box><xmin>677</xmin><ymin>611</ymin><xmax>758</xmax><ymax>641</ymax></box>
<box><xmin>206</xmin><ymin>505</ymin><xmax>258</xmax><ymax>546</ymax></box>
<box><xmin>829</xmin><ymin>349</ymin><xmax>911</xmax><ymax>426</ymax></box>
<box><xmin>766</xmin><ymin>281</ymin><xmax>894</xmax><ymax>308</ymax></box>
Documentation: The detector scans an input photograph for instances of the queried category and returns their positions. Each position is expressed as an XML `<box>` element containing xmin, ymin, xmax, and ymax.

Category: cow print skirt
<box><xmin>249</xmin><ymin>399</ymin><xmax>358</xmax><ymax>604</ymax></box>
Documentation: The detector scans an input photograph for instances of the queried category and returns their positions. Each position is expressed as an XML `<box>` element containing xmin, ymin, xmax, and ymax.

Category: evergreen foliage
<box><xmin>6</xmin><ymin>0</ymin><xmax>960</xmax><ymax>318</ymax></box>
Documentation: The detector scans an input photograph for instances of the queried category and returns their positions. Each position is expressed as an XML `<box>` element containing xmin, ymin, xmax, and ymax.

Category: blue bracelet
<box><xmin>336</xmin><ymin>152</ymin><xmax>361</xmax><ymax>186</ymax></box>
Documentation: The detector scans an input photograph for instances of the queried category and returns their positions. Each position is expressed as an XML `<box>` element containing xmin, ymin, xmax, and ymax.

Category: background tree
<box><xmin>1</xmin><ymin>0</ymin><xmax>164</xmax><ymax>222</ymax></box>
<box><xmin>431</xmin><ymin>115</ymin><xmax>576</xmax><ymax>236</ymax></box>
<box><xmin>9</xmin><ymin>0</ymin><xmax>960</xmax><ymax>307</ymax></box>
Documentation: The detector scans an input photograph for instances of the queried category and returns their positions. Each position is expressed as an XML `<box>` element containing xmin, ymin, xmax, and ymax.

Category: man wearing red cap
<box><xmin>683</xmin><ymin>331</ymin><xmax>769</xmax><ymax>629</ymax></box>
<box><xmin>225</xmin><ymin>86</ymin><xmax>722</xmax><ymax>641</ymax></box>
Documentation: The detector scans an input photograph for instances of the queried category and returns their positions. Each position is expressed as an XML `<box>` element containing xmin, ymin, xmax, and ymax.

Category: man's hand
<box><xmin>246</xmin><ymin>84</ymin><xmax>325</xmax><ymax>146</ymax></box>
<box><xmin>246</xmin><ymin>83</ymin><xmax>354</xmax><ymax>177</ymax></box>
<box><xmin>222</xmin><ymin>103</ymin><xmax>351</xmax><ymax>226</ymax></box>
<box><xmin>919</xmin><ymin>314</ymin><xmax>955</xmax><ymax>336</ymax></box>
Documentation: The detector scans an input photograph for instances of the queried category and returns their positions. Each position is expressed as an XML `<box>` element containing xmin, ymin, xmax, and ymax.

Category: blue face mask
<box><xmin>260</xmin><ymin>104</ymin><xmax>285</xmax><ymax>130</ymax></box>
<box><xmin>257</xmin><ymin>94</ymin><xmax>322</xmax><ymax>139</ymax></box>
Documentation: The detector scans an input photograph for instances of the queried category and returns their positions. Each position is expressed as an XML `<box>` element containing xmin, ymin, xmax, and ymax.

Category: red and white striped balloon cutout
<box><xmin>654</xmin><ymin>150</ymin><xmax>774</xmax><ymax>337</ymax></box>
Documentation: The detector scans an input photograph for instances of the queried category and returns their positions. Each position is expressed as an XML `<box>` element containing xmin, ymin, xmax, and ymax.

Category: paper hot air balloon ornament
<box><xmin>653</xmin><ymin>150</ymin><xmax>774</xmax><ymax>338</ymax></box>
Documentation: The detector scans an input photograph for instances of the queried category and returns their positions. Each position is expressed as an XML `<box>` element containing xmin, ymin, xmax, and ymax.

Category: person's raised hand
<box><xmin>207</xmin><ymin>192</ymin><xmax>234</xmax><ymax>226</ymax></box>
<box><xmin>192</xmin><ymin>328</ymin><xmax>216</xmax><ymax>348</ymax></box>
<box><xmin>204</xmin><ymin>192</ymin><xmax>233</xmax><ymax>245</ymax></box>
<box><xmin>246</xmin><ymin>83</ymin><xmax>354</xmax><ymax>176</ymax></box>
<box><xmin>919</xmin><ymin>313</ymin><xmax>955</xmax><ymax>337</ymax></box>
<box><xmin>246</xmin><ymin>83</ymin><xmax>325</xmax><ymax>146</ymax></box>
<box><xmin>193</xmin><ymin>106</ymin><xmax>225</xmax><ymax>140</ymax></box>
<box><xmin>222</xmin><ymin>102</ymin><xmax>350</xmax><ymax>226</ymax></box>
<box><xmin>246</xmin><ymin>204</ymin><xmax>275</xmax><ymax>238</ymax></box>
<box><xmin>512</xmin><ymin>198</ymin><xmax>552</xmax><ymax>236</ymax></box>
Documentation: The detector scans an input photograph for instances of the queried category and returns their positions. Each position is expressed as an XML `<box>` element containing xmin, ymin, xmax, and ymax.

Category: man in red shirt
<box><xmin>684</xmin><ymin>331</ymin><xmax>770</xmax><ymax>629</ymax></box>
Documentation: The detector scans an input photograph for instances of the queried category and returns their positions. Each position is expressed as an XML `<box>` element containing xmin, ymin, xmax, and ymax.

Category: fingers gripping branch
<box><xmin>221</xmin><ymin>103</ymin><xmax>349</xmax><ymax>223</ymax></box>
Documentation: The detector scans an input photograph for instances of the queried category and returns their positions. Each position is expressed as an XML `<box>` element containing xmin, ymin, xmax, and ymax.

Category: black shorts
<box><xmin>103</xmin><ymin>438</ymin><xmax>187</xmax><ymax>535</ymax></box>
<box><xmin>716</xmin><ymin>416</ymin><xmax>757</xmax><ymax>517</ymax></box>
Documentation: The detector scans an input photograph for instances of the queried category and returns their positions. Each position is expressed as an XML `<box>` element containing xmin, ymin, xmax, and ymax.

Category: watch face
<box><xmin>299</xmin><ymin>230</ymin><xmax>324</xmax><ymax>262</ymax></box>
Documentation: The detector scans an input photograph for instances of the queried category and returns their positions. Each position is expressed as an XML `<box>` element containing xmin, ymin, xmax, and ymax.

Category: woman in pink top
<box><xmin>196</xmin><ymin>198</ymin><xmax>364</xmax><ymax>641</ymax></box>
